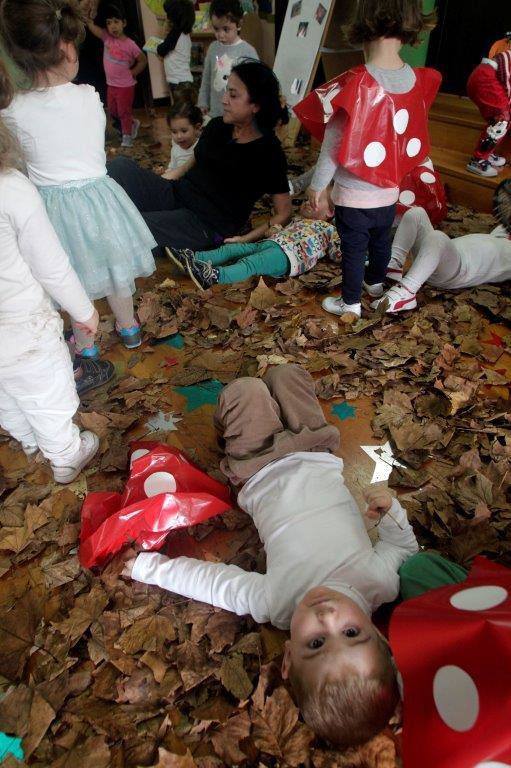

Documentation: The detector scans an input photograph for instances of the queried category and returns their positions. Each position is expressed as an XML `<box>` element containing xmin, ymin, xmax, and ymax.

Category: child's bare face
<box><xmin>211</xmin><ymin>14</ymin><xmax>241</xmax><ymax>45</ymax></box>
<box><xmin>106</xmin><ymin>17</ymin><xmax>126</xmax><ymax>37</ymax></box>
<box><xmin>282</xmin><ymin>588</ymin><xmax>381</xmax><ymax>684</ymax></box>
<box><xmin>170</xmin><ymin>117</ymin><xmax>201</xmax><ymax>150</ymax></box>
<box><xmin>299</xmin><ymin>199</ymin><xmax>333</xmax><ymax>221</ymax></box>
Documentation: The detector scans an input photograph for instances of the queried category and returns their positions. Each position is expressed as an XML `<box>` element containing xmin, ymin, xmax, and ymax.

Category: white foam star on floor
<box><xmin>145</xmin><ymin>411</ymin><xmax>182</xmax><ymax>433</ymax></box>
<box><xmin>360</xmin><ymin>441</ymin><xmax>406</xmax><ymax>483</ymax></box>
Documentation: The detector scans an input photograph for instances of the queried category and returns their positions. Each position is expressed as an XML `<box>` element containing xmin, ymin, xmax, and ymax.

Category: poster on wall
<box><xmin>273</xmin><ymin>0</ymin><xmax>334</xmax><ymax>109</ymax></box>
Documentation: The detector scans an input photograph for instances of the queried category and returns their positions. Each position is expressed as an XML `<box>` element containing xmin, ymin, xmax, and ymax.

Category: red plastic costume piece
<box><xmin>79</xmin><ymin>442</ymin><xmax>232</xmax><ymax>568</ymax></box>
<box><xmin>294</xmin><ymin>65</ymin><xmax>441</xmax><ymax>188</ymax></box>
<box><xmin>396</xmin><ymin>158</ymin><xmax>447</xmax><ymax>225</ymax></box>
<box><xmin>390</xmin><ymin>556</ymin><xmax>511</xmax><ymax>768</ymax></box>
<box><xmin>467</xmin><ymin>60</ymin><xmax>511</xmax><ymax>122</ymax></box>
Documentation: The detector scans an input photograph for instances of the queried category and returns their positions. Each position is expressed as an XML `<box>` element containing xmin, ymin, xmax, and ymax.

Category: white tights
<box><xmin>72</xmin><ymin>294</ymin><xmax>136</xmax><ymax>352</ymax></box>
<box><xmin>392</xmin><ymin>208</ymin><xmax>462</xmax><ymax>294</ymax></box>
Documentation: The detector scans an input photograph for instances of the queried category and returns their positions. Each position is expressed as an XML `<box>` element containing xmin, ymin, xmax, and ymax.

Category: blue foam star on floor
<box><xmin>0</xmin><ymin>732</ymin><xmax>24</xmax><ymax>762</ymax></box>
<box><xmin>156</xmin><ymin>333</ymin><xmax>184</xmax><ymax>350</ymax></box>
<box><xmin>331</xmin><ymin>402</ymin><xmax>357</xmax><ymax>421</ymax></box>
<box><xmin>174</xmin><ymin>379</ymin><xmax>224</xmax><ymax>412</ymax></box>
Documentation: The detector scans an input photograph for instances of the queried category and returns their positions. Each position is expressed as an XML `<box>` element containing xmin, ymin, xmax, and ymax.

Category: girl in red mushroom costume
<box><xmin>294</xmin><ymin>0</ymin><xmax>440</xmax><ymax>318</ymax></box>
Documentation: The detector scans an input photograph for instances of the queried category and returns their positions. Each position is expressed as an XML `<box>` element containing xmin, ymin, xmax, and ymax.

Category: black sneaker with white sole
<box><xmin>75</xmin><ymin>358</ymin><xmax>115</xmax><ymax>397</ymax></box>
<box><xmin>186</xmin><ymin>258</ymin><xmax>219</xmax><ymax>290</ymax></box>
<box><xmin>165</xmin><ymin>246</ymin><xmax>194</xmax><ymax>273</ymax></box>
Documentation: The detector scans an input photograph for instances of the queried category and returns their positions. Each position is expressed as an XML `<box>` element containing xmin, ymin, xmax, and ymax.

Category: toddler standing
<box><xmin>295</xmin><ymin>0</ymin><xmax>440</xmax><ymax>318</ymax></box>
<box><xmin>157</xmin><ymin>0</ymin><xmax>195</xmax><ymax>104</ymax></box>
<box><xmin>1</xmin><ymin>0</ymin><xmax>156</xmax><ymax>356</ymax></box>
<box><xmin>124</xmin><ymin>364</ymin><xmax>419</xmax><ymax>748</ymax></box>
<box><xmin>162</xmin><ymin>101</ymin><xmax>203</xmax><ymax>180</ymax></box>
<box><xmin>0</xmin><ymin>63</ymin><xmax>99</xmax><ymax>483</ymax></box>
<box><xmin>86</xmin><ymin>3</ymin><xmax>147</xmax><ymax>147</ymax></box>
<box><xmin>197</xmin><ymin>0</ymin><xmax>258</xmax><ymax>118</ymax></box>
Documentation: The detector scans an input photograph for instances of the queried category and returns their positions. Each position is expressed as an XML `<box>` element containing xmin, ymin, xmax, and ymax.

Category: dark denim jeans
<box><xmin>335</xmin><ymin>203</ymin><xmax>396</xmax><ymax>304</ymax></box>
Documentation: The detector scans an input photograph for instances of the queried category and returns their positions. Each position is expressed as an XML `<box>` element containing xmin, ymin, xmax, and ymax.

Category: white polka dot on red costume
<box><xmin>393</xmin><ymin>108</ymin><xmax>409</xmax><ymax>134</ymax></box>
<box><xmin>364</xmin><ymin>142</ymin><xmax>386</xmax><ymax>167</ymax></box>
<box><xmin>406</xmin><ymin>138</ymin><xmax>421</xmax><ymax>157</ymax></box>
<box><xmin>144</xmin><ymin>471</ymin><xmax>177</xmax><ymax>497</ymax></box>
<box><xmin>433</xmin><ymin>665</ymin><xmax>479</xmax><ymax>731</ymax></box>
<box><xmin>421</xmin><ymin>158</ymin><xmax>434</xmax><ymax>171</ymax></box>
<box><xmin>399</xmin><ymin>190</ymin><xmax>416</xmax><ymax>206</ymax></box>
<box><xmin>473</xmin><ymin>763</ymin><xmax>511</xmax><ymax>767</ymax></box>
<box><xmin>130</xmin><ymin>448</ymin><xmax>150</xmax><ymax>467</ymax></box>
<box><xmin>420</xmin><ymin>171</ymin><xmax>436</xmax><ymax>184</ymax></box>
<box><xmin>450</xmin><ymin>585</ymin><xmax>508</xmax><ymax>611</ymax></box>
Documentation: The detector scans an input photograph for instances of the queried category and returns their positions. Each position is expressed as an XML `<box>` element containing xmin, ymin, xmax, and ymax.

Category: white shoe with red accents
<box><xmin>362</xmin><ymin>280</ymin><xmax>384</xmax><ymax>297</ymax></box>
<box><xmin>371</xmin><ymin>284</ymin><xmax>417</xmax><ymax>313</ymax></box>
<box><xmin>322</xmin><ymin>295</ymin><xmax>361</xmax><ymax>317</ymax></box>
<box><xmin>386</xmin><ymin>259</ymin><xmax>403</xmax><ymax>281</ymax></box>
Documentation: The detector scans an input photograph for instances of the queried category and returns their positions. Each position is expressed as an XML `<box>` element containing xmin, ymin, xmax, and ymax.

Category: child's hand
<box><xmin>161</xmin><ymin>169</ymin><xmax>178</xmax><ymax>180</ymax></box>
<box><xmin>121</xmin><ymin>555</ymin><xmax>137</xmax><ymax>579</ymax></box>
<box><xmin>200</xmin><ymin>106</ymin><xmax>209</xmax><ymax>116</ymax></box>
<box><xmin>306</xmin><ymin>186</ymin><xmax>322</xmax><ymax>212</ymax></box>
<box><xmin>363</xmin><ymin>487</ymin><xmax>394</xmax><ymax>521</ymax></box>
<box><xmin>75</xmin><ymin>308</ymin><xmax>99</xmax><ymax>337</ymax></box>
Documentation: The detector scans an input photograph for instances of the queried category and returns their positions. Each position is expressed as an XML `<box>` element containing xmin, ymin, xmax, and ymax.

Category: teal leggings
<box><xmin>399</xmin><ymin>551</ymin><xmax>468</xmax><ymax>600</ymax></box>
<box><xmin>196</xmin><ymin>240</ymin><xmax>289</xmax><ymax>284</ymax></box>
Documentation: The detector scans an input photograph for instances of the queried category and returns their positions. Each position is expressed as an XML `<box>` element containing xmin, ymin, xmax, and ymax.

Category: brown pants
<box><xmin>214</xmin><ymin>364</ymin><xmax>340</xmax><ymax>486</ymax></box>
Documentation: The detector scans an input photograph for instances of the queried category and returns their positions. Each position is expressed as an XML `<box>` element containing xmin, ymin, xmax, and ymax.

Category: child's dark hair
<box><xmin>0</xmin><ymin>61</ymin><xmax>20</xmax><ymax>171</ymax></box>
<box><xmin>231</xmin><ymin>59</ymin><xmax>289</xmax><ymax>135</ymax></box>
<box><xmin>209</xmin><ymin>0</ymin><xmax>243</xmax><ymax>25</ymax></box>
<box><xmin>163</xmin><ymin>0</ymin><xmax>195</xmax><ymax>35</ymax></box>
<box><xmin>104</xmin><ymin>4</ymin><xmax>127</xmax><ymax>22</ymax></box>
<box><xmin>0</xmin><ymin>0</ymin><xmax>85</xmax><ymax>85</ymax></box>
<box><xmin>167</xmin><ymin>100</ymin><xmax>203</xmax><ymax>127</ymax></box>
<box><xmin>347</xmin><ymin>0</ymin><xmax>437</xmax><ymax>46</ymax></box>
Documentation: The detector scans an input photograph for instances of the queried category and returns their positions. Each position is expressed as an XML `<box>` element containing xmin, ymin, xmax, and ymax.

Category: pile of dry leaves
<box><xmin>0</xmin><ymin>130</ymin><xmax>509</xmax><ymax>768</ymax></box>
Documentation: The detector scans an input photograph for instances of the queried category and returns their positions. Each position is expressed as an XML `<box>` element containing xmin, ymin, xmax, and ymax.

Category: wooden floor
<box><xmin>429</xmin><ymin>93</ymin><xmax>511</xmax><ymax>212</ymax></box>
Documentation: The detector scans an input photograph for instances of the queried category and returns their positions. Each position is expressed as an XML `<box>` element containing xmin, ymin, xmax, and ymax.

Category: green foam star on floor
<box><xmin>174</xmin><ymin>380</ymin><xmax>224</xmax><ymax>412</ymax></box>
<box><xmin>0</xmin><ymin>732</ymin><xmax>24</xmax><ymax>761</ymax></box>
<box><xmin>156</xmin><ymin>333</ymin><xmax>184</xmax><ymax>350</ymax></box>
<box><xmin>331</xmin><ymin>402</ymin><xmax>357</xmax><ymax>421</ymax></box>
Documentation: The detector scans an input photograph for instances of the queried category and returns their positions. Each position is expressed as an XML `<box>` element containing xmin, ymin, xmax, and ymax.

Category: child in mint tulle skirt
<box><xmin>1</xmin><ymin>0</ymin><xmax>156</xmax><ymax>356</ymax></box>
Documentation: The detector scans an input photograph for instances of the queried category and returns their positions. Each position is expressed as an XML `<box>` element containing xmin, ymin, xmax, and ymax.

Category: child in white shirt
<box><xmin>372</xmin><ymin>205</ymin><xmax>511</xmax><ymax>313</ymax></box>
<box><xmin>197</xmin><ymin>0</ymin><xmax>258</xmax><ymax>118</ymax></box>
<box><xmin>1</xmin><ymin>0</ymin><xmax>156</xmax><ymax>357</ymax></box>
<box><xmin>163</xmin><ymin>101</ymin><xmax>203</xmax><ymax>181</ymax></box>
<box><xmin>157</xmin><ymin>0</ymin><xmax>195</xmax><ymax>104</ymax></box>
<box><xmin>124</xmin><ymin>364</ymin><xmax>418</xmax><ymax>749</ymax></box>
<box><xmin>0</xmin><ymin>63</ymin><xmax>99</xmax><ymax>483</ymax></box>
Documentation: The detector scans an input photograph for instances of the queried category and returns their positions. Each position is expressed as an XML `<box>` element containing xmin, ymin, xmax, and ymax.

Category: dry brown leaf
<box><xmin>52</xmin><ymin>584</ymin><xmax>109</xmax><ymax>644</ymax></box>
<box><xmin>248</xmin><ymin>278</ymin><xmax>284</xmax><ymax>311</ymax></box>
<box><xmin>205</xmin><ymin>610</ymin><xmax>240</xmax><ymax>653</ymax></box>
<box><xmin>115</xmin><ymin>613</ymin><xmax>176</xmax><ymax>655</ymax></box>
<box><xmin>140</xmin><ymin>650</ymin><xmax>168</xmax><ymax>683</ymax></box>
<box><xmin>251</xmin><ymin>686</ymin><xmax>313</xmax><ymax>766</ymax></box>
<box><xmin>154</xmin><ymin>748</ymin><xmax>197</xmax><ymax>767</ymax></box>
<box><xmin>218</xmin><ymin>653</ymin><xmax>253</xmax><ymax>700</ymax></box>
<box><xmin>51</xmin><ymin>735</ymin><xmax>111</xmax><ymax>768</ymax></box>
<box><xmin>211</xmin><ymin>710</ymin><xmax>251</xmax><ymax>764</ymax></box>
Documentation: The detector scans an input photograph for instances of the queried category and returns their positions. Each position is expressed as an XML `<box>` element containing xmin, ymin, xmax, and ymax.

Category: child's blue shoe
<box><xmin>116</xmin><ymin>324</ymin><xmax>142</xmax><ymax>349</ymax></box>
<box><xmin>76</xmin><ymin>344</ymin><xmax>100</xmax><ymax>359</ymax></box>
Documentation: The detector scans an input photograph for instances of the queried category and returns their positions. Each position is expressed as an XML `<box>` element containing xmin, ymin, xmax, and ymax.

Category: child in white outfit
<box><xmin>0</xmin><ymin>65</ymin><xmax>99</xmax><ymax>482</ymax></box>
<box><xmin>162</xmin><ymin>101</ymin><xmax>203</xmax><ymax>181</ymax></box>
<box><xmin>1</xmin><ymin>0</ymin><xmax>156</xmax><ymax>357</ymax></box>
<box><xmin>373</xmin><ymin>206</ymin><xmax>511</xmax><ymax>312</ymax></box>
<box><xmin>124</xmin><ymin>364</ymin><xmax>419</xmax><ymax>749</ymax></box>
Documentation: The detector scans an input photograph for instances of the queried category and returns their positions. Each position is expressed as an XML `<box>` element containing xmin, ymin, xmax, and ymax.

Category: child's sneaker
<box><xmin>75</xmin><ymin>344</ymin><xmax>100</xmax><ymax>360</ymax></box>
<box><xmin>52</xmin><ymin>431</ymin><xmax>99</xmax><ymax>484</ymax></box>
<box><xmin>466</xmin><ymin>158</ymin><xmax>498</xmax><ymax>177</ymax></box>
<box><xmin>321</xmin><ymin>295</ymin><xmax>362</xmax><ymax>317</ymax></box>
<box><xmin>386</xmin><ymin>259</ymin><xmax>403</xmax><ymax>281</ymax></box>
<box><xmin>186</xmin><ymin>258</ymin><xmax>219</xmax><ymax>290</ymax></box>
<box><xmin>489</xmin><ymin>153</ymin><xmax>506</xmax><ymax>168</ymax></box>
<box><xmin>131</xmin><ymin>118</ymin><xmax>140</xmax><ymax>140</ymax></box>
<box><xmin>362</xmin><ymin>280</ymin><xmax>384</xmax><ymax>297</ymax></box>
<box><xmin>75</xmin><ymin>358</ymin><xmax>116</xmax><ymax>397</ymax></box>
<box><xmin>165</xmin><ymin>246</ymin><xmax>194</xmax><ymax>273</ymax></box>
<box><xmin>121</xmin><ymin>134</ymin><xmax>134</xmax><ymax>148</ymax></box>
<box><xmin>116</xmin><ymin>324</ymin><xmax>142</xmax><ymax>349</ymax></box>
<box><xmin>22</xmin><ymin>443</ymin><xmax>39</xmax><ymax>458</ymax></box>
<box><xmin>371</xmin><ymin>284</ymin><xmax>417</xmax><ymax>313</ymax></box>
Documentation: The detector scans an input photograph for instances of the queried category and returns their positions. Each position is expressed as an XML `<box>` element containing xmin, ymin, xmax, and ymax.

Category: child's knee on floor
<box><xmin>282</xmin><ymin>586</ymin><xmax>399</xmax><ymax>749</ymax></box>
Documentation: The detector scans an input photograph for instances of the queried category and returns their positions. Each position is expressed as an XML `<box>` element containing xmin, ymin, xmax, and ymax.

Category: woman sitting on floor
<box><xmin>107</xmin><ymin>60</ymin><xmax>292</xmax><ymax>252</ymax></box>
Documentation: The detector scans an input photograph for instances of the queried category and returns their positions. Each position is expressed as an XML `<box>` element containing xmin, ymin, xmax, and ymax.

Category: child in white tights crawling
<box><xmin>0</xmin><ymin>64</ymin><xmax>98</xmax><ymax>483</ymax></box>
<box><xmin>1</xmin><ymin>0</ymin><xmax>156</xmax><ymax>357</ymax></box>
<box><xmin>372</xmin><ymin>205</ymin><xmax>511</xmax><ymax>313</ymax></box>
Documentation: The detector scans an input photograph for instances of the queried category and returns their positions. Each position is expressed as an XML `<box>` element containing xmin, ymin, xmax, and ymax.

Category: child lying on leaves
<box><xmin>122</xmin><ymin>364</ymin><xmax>419</xmax><ymax>749</ymax></box>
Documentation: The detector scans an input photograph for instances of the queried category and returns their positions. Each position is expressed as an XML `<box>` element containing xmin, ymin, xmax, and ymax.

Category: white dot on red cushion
<box><xmin>393</xmin><ymin>109</ymin><xmax>409</xmax><ymax>134</ymax></box>
<box><xmin>406</xmin><ymin>138</ymin><xmax>421</xmax><ymax>157</ymax></box>
<box><xmin>399</xmin><ymin>190</ymin><xmax>415</xmax><ymax>206</ymax></box>
<box><xmin>420</xmin><ymin>171</ymin><xmax>436</xmax><ymax>184</ymax></box>
<box><xmin>433</xmin><ymin>665</ymin><xmax>479</xmax><ymax>731</ymax></box>
<box><xmin>474</xmin><ymin>763</ymin><xmax>511</xmax><ymax>767</ymax></box>
<box><xmin>364</xmin><ymin>142</ymin><xmax>386</xmax><ymax>167</ymax></box>
<box><xmin>144</xmin><ymin>471</ymin><xmax>177</xmax><ymax>497</ymax></box>
<box><xmin>421</xmin><ymin>157</ymin><xmax>434</xmax><ymax>171</ymax></box>
<box><xmin>130</xmin><ymin>448</ymin><xmax>150</xmax><ymax>467</ymax></box>
<box><xmin>450</xmin><ymin>585</ymin><xmax>508</xmax><ymax>611</ymax></box>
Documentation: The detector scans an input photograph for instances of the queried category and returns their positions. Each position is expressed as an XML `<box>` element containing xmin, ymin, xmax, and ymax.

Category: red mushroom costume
<box><xmin>294</xmin><ymin>65</ymin><xmax>442</xmax><ymax>189</ymax></box>
<box><xmin>390</xmin><ymin>556</ymin><xmax>511</xmax><ymax>768</ymax></box>
<box><xmin>397</xmin><ymin>157</ymin><xmax>447</xmax><ymax>225</ymax></box>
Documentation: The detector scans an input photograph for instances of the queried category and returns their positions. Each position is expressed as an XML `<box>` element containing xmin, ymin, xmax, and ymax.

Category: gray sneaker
<box><xmin>52</xmin><ymin>431</ymin><xmax>99</xmax><ymax>484</ymax></box>
<box><xmin>466</xmin><ymin>158</ymin><xmax>498</xmax><ymax>177</ymax></box>
<box><xmin>131</xmin><ymin>118</ymin><xmax>140</xmax><ymax>140</ymax></box>
<box><xmin>121</xmin><ymin>134</ymin><xmax>134</xmax><ymax>148</ymax></box>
